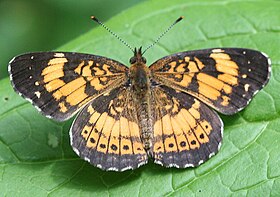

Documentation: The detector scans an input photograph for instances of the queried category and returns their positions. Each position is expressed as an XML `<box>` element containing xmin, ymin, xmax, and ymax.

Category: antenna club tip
<box><xmin>91</xmin><ymin>15</ymin><xmax>99</xmax><ymax>22</ymax></box>
<box><xmin>176</xmin><ymin>16</ymin><xmax>184</xmax><ymax>23</ymax></box>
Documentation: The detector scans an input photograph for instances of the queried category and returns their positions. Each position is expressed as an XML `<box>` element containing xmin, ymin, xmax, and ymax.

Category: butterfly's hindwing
<box><xmin>151</xmin><ymin>85</ymin><xmax>223</xmax><ymax>168</ymax></box>
<box><xmin>70</xmin><ymin>86</ymin><xmax>148</xmax><ymax>171</ymax></box>
<box><xmin>150</xmin><ymin>48</ymin><xmax>271</xmax><ymax>115</ymax></box>
<box><xmin>9</xmin><ymin>52</ymin><xmax>128</xmax><ymax>121</ymax></box>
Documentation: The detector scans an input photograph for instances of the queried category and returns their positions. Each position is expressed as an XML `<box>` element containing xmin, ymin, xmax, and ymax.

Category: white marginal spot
<box><xmin>248</xmin><ymin>68</ymin><xmax>252</xmax><ymax>72</ymax></box>
<box><xmin>28</xmin><ymin>66</ymin><xmax>32</xmax><ymax>70</ymax></box>
<box><xmin>35</xmin><ymin>91</ymin><xmax>41</xmax><ymax>98</ymax></box>
<box><xmin>45</xmin><ymin>114</ymin><xmax>53</xmax><ymax>119</ymax></box>
<box><xmin>25</xmin><ymin>97</ymin><xmax>33</xmax><ymax>104</ymax></box>
<box><xmin>96</xmin><ymin>164</ymin><xmax>103</xmax><ymax>169</ymax></box>
<box><xmin>209</xmin><ymin>152</ymin><xmax>216</xmax><ymax>158</ymax></box>
<box><xmin>242</xmin><ymin>94</ymin><xmax>246</xmax><ymax>97</ymax></box>
<box><xmin>107</xmin><ymin>167</ymin><xmax>119</xmax><ymax>171</ymax></box>
<box><xmin>35</xmin><ymin>81</ymin><xmax>40</xmax><ymax>86</ymax></box>
<box><xmin>243</xmin><ymin>51</ymin><xmax>246</xmax><ymax>55</ymax></box>
<box><xmin>72</xmin><ymin>147</ymin><xmax>80</xmax><ymax>156</ymax></box>
<box><xmin>34</xmin><ymin>105</ymin><xmax>42</xmax><ymax>112</ymax></box>
<box><xmin>9</xmin><ymin>56</ymin><xmax>16</xmax><ymax>65</ymax></box>
<box><xmin>29</xmin><ymin>76</ymin><xmax>33</xmax><ymax>79</ymax></box>
<box><xmin>184</xmin><ymin>163</ymin><xmax>194</xmax><ymax>168</ymax></box>
<box><xmin>54</xmin><ymin>53</ymin><xmax>65</xmax><ymax>58</ymax></box>
<box><xmin>138</xmin><ymin>159</ymin><xmax>148</xmax><ymax>167</ymax></box>
<box><xmin>248</xmin><ymin>60</ymin><xmax>251</xmax><ymax>64</ymax></box>
<box><xmin>244</xmin><ymin>84</ymin><xmax>250</xmax><ymax>92</ymax></box>
<box><xmin>84</xmin><ymin>157</ymin><xmax>90</xmax><ymax>162</ymax></box>
<box><xmin>121</xmin><ymin>166</ymin><xmax>133</xmax><ymax>172</ymax></box>
<box><xmin>198</xmin><ymin>160</ymin><xmax>204</xmax><ymax>165</ymax></box>
<box><xmin>212</xmin><ymin>49</ymin><xmax>224</xmax><ymax>53</ymax></box>
<box><xmin>167</xmin><ymin>163</ymin><xmax>180</xmax><ymax>168</ymax></box>
<box><xmin>242</xmin><ymin>74</ymin><xmax>247</xmax><ymax>78</ymax></box>
<box><xmin>31</xmin><ymin>56</ymin><xmax>34</xmax><ymax>59</ymax></box>
<box><xmin>154</xmin><ymin>160</ymin><xmax>164</xmax><ymax>166</ymax></box>
<box><xmin>218</xmin><ymin>142</ymin><xmax>222</xmax><ymax>151</ymax></box>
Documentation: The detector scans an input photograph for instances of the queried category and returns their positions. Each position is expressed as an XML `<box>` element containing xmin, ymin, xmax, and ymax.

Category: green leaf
<box><xmin>1</xmin><ymin>0</ymin><xmax>280</xmax><ymax>196</ymax></box>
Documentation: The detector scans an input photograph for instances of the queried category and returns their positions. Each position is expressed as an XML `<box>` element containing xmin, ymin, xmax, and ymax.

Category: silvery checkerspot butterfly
<box><xmin>8</xmin><ymin>16</ymin><xmax>271</xmax><ymax>171</ymax></box>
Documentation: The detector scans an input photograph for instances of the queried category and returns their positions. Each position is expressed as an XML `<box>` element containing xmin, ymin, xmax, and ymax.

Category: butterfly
<box><xmin>8</xmin><ymin>16</ymin><xmax>271</xmax><ymax>171</ymax></box>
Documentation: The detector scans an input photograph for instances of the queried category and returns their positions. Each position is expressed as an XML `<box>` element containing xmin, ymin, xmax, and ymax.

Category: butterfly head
<box><xmin>129</xmin><ymin>47</ymin><xmax>147</xmax><ymax>65</ymax></box>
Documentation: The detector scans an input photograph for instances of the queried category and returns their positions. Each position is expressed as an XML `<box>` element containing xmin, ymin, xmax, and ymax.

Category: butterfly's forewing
<box><xmin>70</xmin><ymin>86</ymin><xmax>148</xmax><ymax>171</ymax></box>
<box><xmin>150</xmin><ymin>48</ymin><xmax>271</xmax><ymax>115</ymax></box>
<box><xmin>9</xmin><ymin>52</ymin><xmax>128</xmax><ymax>121</ymax></box>
<box><xmin>151</xmin><ymin>85</ymin><xmax>222</xmax><ymax>167</ymax></box>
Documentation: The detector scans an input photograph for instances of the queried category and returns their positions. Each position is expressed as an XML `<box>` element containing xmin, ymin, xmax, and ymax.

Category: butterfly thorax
<box><xmin>129</xmin><ymin>48</ymin><xmax>153</xmax><ymax>151</ymax></box>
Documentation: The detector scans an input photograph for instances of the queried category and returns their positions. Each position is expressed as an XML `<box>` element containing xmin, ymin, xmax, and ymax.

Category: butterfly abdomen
<box><xmin>129</xmin><ymin>63</ymin><xmax>154</xmax><ymax>151</ymax></box>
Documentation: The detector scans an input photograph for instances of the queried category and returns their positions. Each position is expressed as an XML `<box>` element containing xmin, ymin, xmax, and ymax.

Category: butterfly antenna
<box><xmin>91</xmin><ymin>16</ymin><xmax>134</xmax><ymax>52</ymax></box>
<box><xmin>142</xmin><ymin>16</ymin><xmax>184</xmax><ymax>55</ymax></box>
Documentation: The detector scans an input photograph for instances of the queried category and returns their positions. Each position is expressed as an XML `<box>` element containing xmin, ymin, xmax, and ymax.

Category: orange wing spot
<box><xmin>180</xmin><ymin>109</ymin><xmax>197</xmax><ymax>129</ymax></box>
<box><xmin>86</xmin><ymin>126</ymin><xmax>99</xmax><ymax>149</ymax></box>
<box><xmin>176</xmin><ymin>63</ymin><xmax>186</xmax><ymax>72</ymax></box>
<box><xmin>45</xmin><ymin>79</ymin><xmax>65</xmax><ymax>92</ymax></box>
<box><xmin>184</xmin><ymin>57</ymin><xmax>190</xmax><ymax>62</ymax></box>
<box><xmin>210</xmin><ymin>53</ymin><xmax>230</xmax><ymax>60</ymax></box>
<box><xmin>171</xmin><ymin>97</ymin><xmax>179</xmax><ymax>113</ymax></box>
<box><xmin>87</xmin><ymin>105</ymin><xmax>95</xmax><ymax>114</ymax></box>
<box><xmin>66</xmin><ymin>85</ymin><xmax>88</xmax><ymax>106</ymax></box>
<box><xmin>188</xmin><ymin>106</ymin><xmax>200</xmax><ymax>120</ymax></box>
<box><xmin>108</xmin><ymin>121</ymin><xmax>120</xmax><ymax>154</ymax></box>
<box><xmin>100</xmin><ymin>116</ymin><xmax>115</xmax><ymax>137</ymax></box>
<box><xmin>90</xmin><ymin>77</ymin><xmax>105</xmax><ymax>91</ymax></box>
<box><xmin>120</xmin><ymin>116</ymin><xmax>130</xmax><ymax>136</ymax></box>
<box><xmin>164</xmin><ymin>136</ymin><xmax>178</xmax><ymax>152</ymax></box>
<box><xmin>186</xmin><ymin>131</ymin><xmax>200</xmax><ymax>150</ymax></box>
<box><xmin>74</xmin><ymin>61</ymin><xmax>85</xmax><ymax>75</ymax></box>
<box><xmin>198</xmin><ymin>81</ymin><xmax>221</xmax><ymax>100</ymax></box>
<box><xmin>215</xmin><ymin>59</ymin><xmax>238</xmax><ymax>69</ymax></box>
<box><xmin>42</xmin><ymin>63</ymin><xmax>65</xmax><ymax>76</ymax></box>
<box><xmin>43</xmin><ymin>70</ymin><xmax>64</xmax><ymax>83</ymax></box>
<box><xmin>170</xmin><ymin>117</ymin><xmax>189</xmax><ymax>151</ymax></box>
<box><xmin>103</xmin><ymin>64</ymin><xmax>114</xmax><ymax>75</ymax></box>
<box><xmin>96</xmin><ymin>134</ymin><xmax>109</xmax><ymax>154</ymax></box>
<box><xmin>194</xmin><ymin>57</ymin><xmax>205</xmax><ymax>70</ymax></box>
<box><xmin>57</xmin><ymin>77</ymin><xmax>86</xmax><ymax>97</ymax></box>
<box><xmin>59</xmin><ymin>102</ymin><xmax>67</xmax><ymax>113</ymax></box>
<box><xmin>153</xmin><ymin>118</ymin><xmax>165</xmax><ymax>153</ymax></box>
<box><xmin>221</xmin><ymin>95</ymin><xmax>230</xmax><ymax>106</ymax></box>
<box><xmin>212</xmin><ymin>49</ymin><xmax>225</xmax><ymax>53</ymax></box>
<box><xmin>216</xmin><ymin>63</ymin><xmax>238</xmax><ymax>76</ymax></box>
<box><xmin>89</xmin><ymin>111</ymin><xmax>101</xmax><ymax>124</ymax></box>
<box><xmin>81</xmin><ymin>61</ymin><xmax>94</xmax><ymax>76</ymax></box>
<box><xmin>175</xmin><ymin>134</ymin><xmax>189</xmax><ymax>151</ymax></box>
<box><xmin>178</xmin><ymin>73</ymin><xmax>194</xmax><ymax>87</ymax></box>
<box><xmin>81</xmin><ymin>125</ymin><xmax>92</xmax><ymax>139</ymax></box>
<box><xmin>218</xmin><ymin>74</ymin><xmax>238</xmax><ymax>86</ymax></box>
<box><xmin>120</xmin><ymin>138</ymin><xmax>133</xmax><ymax>155</ymax></box>
<box><xmin>200</xmin><ymin>120</ymin><xmax>212</xmax><ymax>135</ymax></box>
<box><xmin>169</xmin><ymin>61</ymin><xmax>177</xmax><ymax>71</ymax></box>
<box><xmin>197</xmin><ymin>73</ymin><xmax>233</xmax><ymax>94</ymax></box>
<box><xmin>129</xmin><ymin>121</ymin><xmax>145</xmax><ymax>154</ymax></box>
<box><xmin>187</xmin><ymin>62</ymin><xmax>199</xmax><ymax>73</ymax></box>
<box><xmin>95</xmin><ymin>112</ymin><xmax>108</xmax><ymax>132</ymax></box>
<box><xmin>162</xmin><ymin>114</ymin><xmax>173</xmax><ymax>135</ymax></box>
<box><xmin>194</xmin><ymin>125</ymin><xmax>209</xmax><ymax>144</ymax></box>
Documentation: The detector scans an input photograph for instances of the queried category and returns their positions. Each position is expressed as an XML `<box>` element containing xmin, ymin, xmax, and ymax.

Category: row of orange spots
<box><xmin>83</xmin><ymin>103</ymin><xmax>145</xmax><ymax>156</ymax></box>
<box><xmin>153</xmin><ymin>94</ymin><xmax>210</xmax><ymax>155</ymax></box>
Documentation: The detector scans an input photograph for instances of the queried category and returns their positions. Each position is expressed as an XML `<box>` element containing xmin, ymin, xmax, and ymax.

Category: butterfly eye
<box><xmin>141</xmin><ymin>57</ymin><xmax>147</xmax><ymax>63</ymax></box>
<box><xmin>130</xmin><ymin>57</ymin><xmax>136</xmax><ymax>64</ymax></box>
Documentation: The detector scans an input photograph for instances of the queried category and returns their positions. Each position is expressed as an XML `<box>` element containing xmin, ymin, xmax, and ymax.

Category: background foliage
<box><xmin>0</xmin><ymin>0</ymin><xmax>280</xmax><ymax>196</ymax></box>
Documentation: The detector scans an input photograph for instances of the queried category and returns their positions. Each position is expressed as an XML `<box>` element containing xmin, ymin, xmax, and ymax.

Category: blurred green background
<box><xmin>0</xmin><ymin>0</ymin><xmax>145</xmax><ymax>79</ymax></box>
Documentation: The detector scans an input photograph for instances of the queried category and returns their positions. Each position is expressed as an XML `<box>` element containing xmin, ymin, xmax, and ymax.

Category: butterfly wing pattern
<box><xmin>9</xmin><ymin>47</ymin><xmax>271</xmax><ymax>171</ymax></box>
<box><xmin>151</xmin><ymin>85</ymin><xmax>223</xmax><ymax>168</ymax></box>
<box><xmin>150</xmin><ymin>48</ymin><xmax>271</xmax><ymax>115</ymax></box>
<box><xmin>9</xmin><ymin>52</ymin><xmax>128</xmax><ymax>121</ymax></box>
<box><xmin>70</xmin><ymin>87</ymin><xmax>148</xmax><ymax>171</ymax></box>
